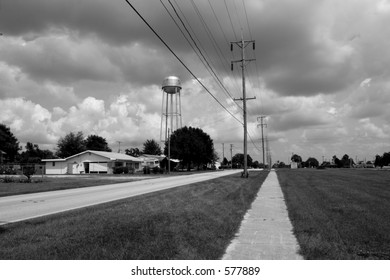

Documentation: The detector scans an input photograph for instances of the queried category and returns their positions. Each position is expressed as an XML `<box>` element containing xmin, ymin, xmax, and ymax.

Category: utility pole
<box><xmin>222</xmin><ymin>143</ymin><xmax>225</xmax><ymax>162</ymax></box>
<box><xmin>117</xmin><ymin>141</ymin><xmax>122</xmax><ymax>153</ymax></box>
<box><xmin>230</xmin><ymin>144</ymin><xmax>233</xmax><ymax>169</ymax></box>
<box><xmin>231</xmin><ymin>33</ymin><xmax>255</xmax><ymax>178</ymax></box>
<box><xmin>266</xmin><ymin>136</ymin><xmax>271</xmax><ymax>169</ymax></box>
<box><xmin>168</xmin><ymin>128</ymin><xmax>171</xmax><ymax>174</ymax></box>
<box><xmin>257</xmin><ymin>116</ymin><xmax>267</xmax><ymax>168</ymax></box>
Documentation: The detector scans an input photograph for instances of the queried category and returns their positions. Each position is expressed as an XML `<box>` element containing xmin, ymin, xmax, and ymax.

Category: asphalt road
<box><xmin>0</xmin><ymin>169</ymin><xmax>241</xmax><ymax>225</ymax></box>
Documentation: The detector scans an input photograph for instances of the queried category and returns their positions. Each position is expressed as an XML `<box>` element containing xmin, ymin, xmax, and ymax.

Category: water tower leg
<box><xmin>160</xmin><ymin>90</ymin><xmax>165</xmax><ymax>142</ymax></box>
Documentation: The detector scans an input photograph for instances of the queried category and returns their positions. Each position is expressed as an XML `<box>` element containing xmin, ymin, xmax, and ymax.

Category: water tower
<box><xmin>160</xmin><ymin>76</ymin><xmax>183</xmax><ymax>142</ymax></box>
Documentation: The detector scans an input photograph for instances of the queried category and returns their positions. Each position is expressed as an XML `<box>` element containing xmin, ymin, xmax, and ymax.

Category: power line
<box><xmin>124</xmin><ymin>0</ymin><xmax>243</xmax><ymax>125</ymax></box>
<box><xmin>224</xmin><ymin>0</ymin><xmax>238</xmax><ymax>41</ymax></box>
<box><xmin>167</xmin><ymin>0</ymin><xmax>242</xmax><ymax>110</ymax></box>
<box><xmin>207</xmin><ymin>0</ymin><xmax>242</xmax><ymax>100</ymax></box>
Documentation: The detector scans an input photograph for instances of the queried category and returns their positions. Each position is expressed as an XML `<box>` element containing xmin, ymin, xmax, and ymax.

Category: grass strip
<box><xmin>277</xmin><ymin>169</ymin><xmax>390</xmax><ymax>259</ymax></box>
<box><xmin>0</xmin><ymin>176</ymin><xmax>148</xmax><ymax>197</ymax></box>
<box><xmin>0</xmin><ymin>171</ymin><xmax>269</xmax><ymax>259</ymax></box>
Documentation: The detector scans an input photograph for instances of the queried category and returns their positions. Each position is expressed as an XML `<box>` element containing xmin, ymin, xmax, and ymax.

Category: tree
<box><xmin>305</xmin><ymin>157</ymin><xmax>319</xmax><ymax>168</ymax></box>
<box><xmin>20</xmin><ymin>142</ymin><xmax>54</xmax><ymax>163</ymax></box>
<box><xmin>56</xmin><ymin>131</ymin><xmax>86</xmax><ymax>158</ymax></box>
<box><xmin>382</xmin><ymin>152</ymin><xmax>390</xmax><ymax>167</ymax></box>
<box><xmin>125</xmin><ymin>148</ymin><xmax>140</xmax><ymax>157</ymax></box>
<box><xmin>142</xmin><ymin>139</ymin><xmax>162</xmax><ymax>155</ymax></box>
<box><xmin>333</xmin><ymin>155</ymin><xmax>341</xmax><ymax>168</ymax></box>
<box><xmin>164</xmin><ymin>126</ymin><xmax>215</xmax><ymax>171</ymax></box>
<box><xmin>291</xmin><ymin>154</ymin><xmax>302</xmax><ymax>163</ymax></box>
<box><xmin>252</xmin><ymin>160</ymin><xmax>260</xmax><ymax>169</ymax></box>
<box><xmin>232</xmin><ymin>153</ymin><xmax>253</xmax><ymax>169</ymax></box>
<box><xmin>222</xmin><ymin>157</ymin><xmax>229</xmax><ymax>166</ymax></box>
<box><xmin>85</xmin><ymin>135</ymin><xmax>111</xmax><ymax>152</ymax></box>
<box><xmin>0</xmin><ymin>123</ymin><xmax>20</xmax><ymax>162</ymax></box>
<box><xmin>375</xmin><ymin>154</ymin><xmax>383</xmax><ymax>168</ymax></box>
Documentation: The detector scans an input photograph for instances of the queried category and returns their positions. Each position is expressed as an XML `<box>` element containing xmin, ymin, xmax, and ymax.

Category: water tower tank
<box><xmin>162</xmin><ymin>76</ymin><xmax>182</xmax><ymax>94</ymax></box>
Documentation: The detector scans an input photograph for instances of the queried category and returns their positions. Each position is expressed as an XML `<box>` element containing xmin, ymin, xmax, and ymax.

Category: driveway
<box><xmin>0</xmin><ymin>169</ymin><xmax>240</xmax><ymax>225</ymax></box>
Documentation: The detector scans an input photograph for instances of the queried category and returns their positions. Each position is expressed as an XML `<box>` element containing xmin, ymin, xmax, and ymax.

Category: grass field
<box><xmin>0</xmin><ymin>171</ymin><xmax>269</xmax><ymax>259</ymax></box>
<box><xmin>277</xmin><ymin>168</ymin><xmax>390</xmax><ymax>260</ymax></box>
<box><xmin>0</xmin><ymin>175</ymin><xmax>152</xmax><ymax>197</ymax></box>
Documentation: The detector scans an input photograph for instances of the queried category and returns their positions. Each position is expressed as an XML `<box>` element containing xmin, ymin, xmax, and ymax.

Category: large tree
<box><xmin>305</xmin><ymin>157</ymin><xmax>319</xmax><ymax>168</ymax></box>
<box><xmin>125</xmin><ymin>148</ymin><xmax>141</xmax><ymax>157</ymax></box>
<box><xmin>56</xmin><ymin>131</ymin><xmax>86</xmax><ymax>158</ymax></box>
<box><xmin>142</xmin><ymin>139</ymin><xmax>162</xmax><ymax>155</ymax></box>
<box><xmin>0</xmin><ymin>123</ymin><xmax>20</xmax><ymax>162</ymax></box>
<box><xmin>20</xmin><ymin>142</ymin><xmax>54</xmax><ymax>163</ymax></box>
<box><xmin>164</xmin><ymin>126</ymin><xmax>215</xmax><ymax>171</ymax></box>
<box><xmin>85</xmin><ymin>135</ymin><xmax>112</xmax><ymax>152</ymax></box>
<box><xmin>291</xmin><ymin>154</ymin><xmax>302</xmax><ymax>163</ymax></box>
<box><xmin>232</xmin><ymin>153</ymin><xmax>253</xmax><ymax>168</ymax></box>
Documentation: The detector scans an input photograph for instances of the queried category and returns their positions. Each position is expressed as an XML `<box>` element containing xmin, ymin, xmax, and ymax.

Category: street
<box><xmin>0</xmin><ymin>170</ymin><xmax>240</xmax><ymax>225</ymax></box>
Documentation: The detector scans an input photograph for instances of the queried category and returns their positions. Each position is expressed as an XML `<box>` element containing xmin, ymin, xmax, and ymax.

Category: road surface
<box><xmin>0</xmin><ymin>170</ymin><xmax>240</xmax><ymax>225</ymax></box>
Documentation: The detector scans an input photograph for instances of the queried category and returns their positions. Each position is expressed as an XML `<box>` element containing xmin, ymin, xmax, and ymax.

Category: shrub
<box><xmin>22</xmin><ymin>165</ymin><xmax>35</xmax><ymax>183</ymax></box>
<box><xmin>2</xmin><ymin>176</ymin><xmax>15</xmax><ymax>183</ymax></box>
<box><xmin>143</xmin><ymin>166</ymin><xmax>151</xmax><ymax>174</ymax></box>
<box><xmin>152</xmin><ymin>166</ymin><xmax>164</xmax><ymax>174</ymax></box>
<box><xmin>113</xmin><ymin>166</ymin><xmax>129</xmax><ymax>174</ymax></box>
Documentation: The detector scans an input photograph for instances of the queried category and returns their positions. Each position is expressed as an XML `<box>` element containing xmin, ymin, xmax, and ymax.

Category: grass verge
<box><xmin>277</xmin><ymin>168</ymin><xmax>390</xmax><ymax>259</ymax></box>
<box><xmin>0</xmin><ymin>171</ymin><xmax>269</xmax><ymax>259</ymax></box>
<box><xmin>0</xmin><ymin>175</ymin><xmax>149</xmax><ymax>197</ymax></box>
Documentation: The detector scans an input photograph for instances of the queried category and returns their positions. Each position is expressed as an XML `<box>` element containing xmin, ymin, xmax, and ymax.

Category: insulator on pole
<box><xmin>253</xmin><ymin>42</ymin><xmax>255</xmax><ymax>50</ymax></box>
<box><xmin>230</xmin><ymin>43</ymin><xmax>233</xmax><ymax>51</ymax></box>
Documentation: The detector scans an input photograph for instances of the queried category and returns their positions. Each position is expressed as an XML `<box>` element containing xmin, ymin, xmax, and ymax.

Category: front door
<box><xmin>84</xmin><ymin>162</ymin><xmax>90</xmax><ymax>174</ymax></box>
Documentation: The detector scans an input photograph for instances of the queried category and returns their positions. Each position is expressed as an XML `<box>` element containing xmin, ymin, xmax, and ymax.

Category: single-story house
<box><xmin>139</xmin><ymin>154</ymin><xmax>166</xmax><ymax>168</ymax></box>
<box><xmin>42</xmin><ymin>150</ymin><xmax>143</xmax><ymax>175</ymax></box>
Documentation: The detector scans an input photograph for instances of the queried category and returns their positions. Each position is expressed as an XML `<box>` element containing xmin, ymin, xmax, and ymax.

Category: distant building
<box><xmin>41</xmin><ymin>150</ymin><xmax>143</xmax><ymax>175</ymax></box>
<box><xmin>139</xmin><ymin>154</ymin><xmax>165</xmax><ymax>168</ymax></box>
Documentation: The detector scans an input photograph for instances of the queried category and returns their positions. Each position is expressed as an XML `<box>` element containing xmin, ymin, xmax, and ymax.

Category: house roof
<box><xmin>42</xmin><ymin>150</ymin><xmax>143</xmax><ymax>162</ymax></box>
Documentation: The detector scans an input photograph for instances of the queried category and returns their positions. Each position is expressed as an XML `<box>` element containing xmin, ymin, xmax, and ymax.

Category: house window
<box><xmin>52</xmin><ymin>162</ymin><xmax>55</xmax><ymax>167</ymax></box>
<box><xmin>135</xmin><ymin>163</ymin><xmax>140</xmax><ymax>169</ymax></box>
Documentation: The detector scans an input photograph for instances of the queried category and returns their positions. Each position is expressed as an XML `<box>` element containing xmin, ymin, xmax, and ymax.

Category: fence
<box><xmin>0</xmin><ymin>164</ymin><xmax>46</xmax><ymax>176</ymax></box>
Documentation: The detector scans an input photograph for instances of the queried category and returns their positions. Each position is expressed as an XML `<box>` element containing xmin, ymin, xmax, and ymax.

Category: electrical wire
<box><xmin>169</xmin><ymin>0</ymin><xmax>243</xmax><ymax>110</ymax></box>
<box><xmin>124</xmin><ymin>0</ymin><xmax>243</xmax><ymax>125</ymax></box>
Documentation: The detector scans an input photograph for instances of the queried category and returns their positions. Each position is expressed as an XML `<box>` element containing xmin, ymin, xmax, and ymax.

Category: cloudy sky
<box><xmin>1</xmin><ymin>0</ymin><xmax>389</xmax><ymax>164</ymax></box>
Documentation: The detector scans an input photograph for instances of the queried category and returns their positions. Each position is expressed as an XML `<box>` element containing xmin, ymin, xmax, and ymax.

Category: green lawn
<box><xmin>277</xmin><ymin>168</ymin><xmax>390</xmax><ymax>260</ymax></box>
<box><xmin>0</xmin><ymin>171</ymin><xmax>269</xmax><ymax>259</ymax></box>
<box><xmin>0</xmin><ymin>175</ymin><xmax>150</xmax><ymax>197</ymax></box>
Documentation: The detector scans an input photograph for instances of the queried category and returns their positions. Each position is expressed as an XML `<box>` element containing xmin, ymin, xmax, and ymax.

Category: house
<box><xmin>139</xmin><ymin>154</ymin><xmax>166</xmax><ymax>168</ymax></box>
<box><xmin>41</xmin><ymin>150</ymin><xmax>143</xmax><ymax>175</ymax></box>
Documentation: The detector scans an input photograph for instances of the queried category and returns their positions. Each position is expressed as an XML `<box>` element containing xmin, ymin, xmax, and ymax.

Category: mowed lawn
<box><xmin>277</xmin><ymin>169</ymin><xmax>390</xmax><ymax>260</ymax></box>
<box><xmin>0</xmin><ymin>175</ymin><xmax>149</xmax><ymax>197</ymax></box>
<box><xmin>0</xmin><ymin>171</ymin><xmax>268</xmax><ymax>260</ymax></box>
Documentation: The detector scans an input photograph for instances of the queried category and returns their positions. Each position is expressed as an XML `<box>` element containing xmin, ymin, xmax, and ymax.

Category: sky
<box><xmin>0</xmin><ymin>0</ymin><xmax>390</xmax><ymax>164</ymax></box>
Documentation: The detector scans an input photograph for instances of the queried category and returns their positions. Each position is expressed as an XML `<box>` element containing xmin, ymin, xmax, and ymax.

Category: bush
<box><xmin>113</xmin><ymin>166</ymin><xmax>129</xmax><ymax>174</ymax></box>
<box><xmin>1</xmin><ymin>176</ymin><xmax>15</xmax><ymax>183</ymax></box>
<box><xmin>22</xmin><ymin>165</ymin><xmax>35</xmax><ymax>183</ymax></box>
<box><xmin>152</xmin><ymin>166</ymin><xmax>164</xmax><ymax>174</ymax></box>
<box><xmin>143</xmin><ymin>166</ymin><xmax>151</xmax><ymax>174</ymax></box>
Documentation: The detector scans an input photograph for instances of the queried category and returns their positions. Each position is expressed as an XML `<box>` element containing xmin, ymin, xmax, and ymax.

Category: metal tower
<box><xmin>160</xmin><ymin>76</ymin><xmax>183</xmax><ymax>142</ymax></box>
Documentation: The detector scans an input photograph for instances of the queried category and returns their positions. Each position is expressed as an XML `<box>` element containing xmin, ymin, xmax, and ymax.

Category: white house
<box><xmin>139</xmin><ymin>154</ymin><xmax>166</xmax><ymax>168</ymax></box>
<box><xmin>42</xmin><ymin>150</ymin><xmax>143</xmax><ymax>175</ymax></box>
